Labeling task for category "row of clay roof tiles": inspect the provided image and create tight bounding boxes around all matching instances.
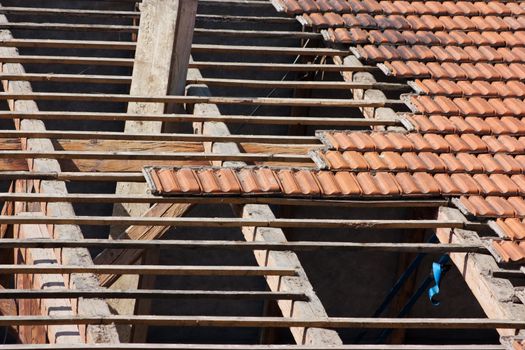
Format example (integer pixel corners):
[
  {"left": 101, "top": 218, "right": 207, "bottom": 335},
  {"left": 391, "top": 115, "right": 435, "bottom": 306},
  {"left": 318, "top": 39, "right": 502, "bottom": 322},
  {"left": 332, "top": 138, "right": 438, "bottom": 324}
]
[
  {"left": 305, "top": 12, "right": 525, "bottom": 28},
  {"left": 320, "top": 131, "right": 525, "bottom": 153},
  {"left": 278, "top": 0, "right": 525, "bottom": 16},
  {"left": 318, "top": 150, "right": 525, "bottom": 175},
  {"left": 407, "top": 115, "right": 525, "bottom": 135},
  {"left": 308, "top": 14, "right": 525, "bottom": 30},
  {"left": 413, "top": 80, "right": 525, "bottom": 98},
  {"left": 492, "top": 218, "right": 525, "bottom": 240},
  {"left": 409, "top": 96, "right": 525, "bottom": 116},
  {"left": 382, "top": 61, "right": 525, "bottom": 79},
  {"left": 356, "top": 45, "right": 525, "bottom": 64},
  {"left": 144, "top": 166, "right": 525, "bottom": 217}
]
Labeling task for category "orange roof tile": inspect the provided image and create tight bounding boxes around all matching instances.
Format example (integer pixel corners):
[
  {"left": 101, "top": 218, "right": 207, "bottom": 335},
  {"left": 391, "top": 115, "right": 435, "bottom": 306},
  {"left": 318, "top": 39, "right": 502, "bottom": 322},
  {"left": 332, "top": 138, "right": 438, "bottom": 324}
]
[{"left": 491, "top": 240, "right": 525, "bottom": 263}]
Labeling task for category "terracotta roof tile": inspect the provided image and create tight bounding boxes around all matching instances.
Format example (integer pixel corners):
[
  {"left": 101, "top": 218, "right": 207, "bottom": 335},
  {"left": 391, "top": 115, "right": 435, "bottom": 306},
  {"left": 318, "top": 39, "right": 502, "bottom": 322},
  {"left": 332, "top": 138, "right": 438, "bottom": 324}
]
[
  {"left": 438, "top": 153, "right": 464, "bottom": 172},
  {"left": 334, "top": 171, "right": 363, "bottom": 195},
  {"left": 496, "top": 217, "right": 525, "bottom": 240},
  {"left": 382, "top": 151, "right": 409, "bottom": 170},
  {"left": 444, "top": 134, "right": 471, "bottom": 152},
  {"left": 434, "top": 173, "right": 462, "bottom": 194},
  {"left": 477, "top": 154, "right": 503, "bottom": 174},
  {"left": 511, "top": 174, "right": 525, "bottom": 194},
  {"left": 473, "top": 174, "right": 501, "bottom": 195},
  {"left": 413, "top": 172, "right": 441, "bottom": 194},
  {"left": 297, "top": 0, "right": 319, "bottom": 12},
  {"left": 315, "top": 171, "right": 341, "bottom": 195},
  {"left": 322, "top": 151, "right": 350, "bottom": 170},
  {"left": 344, "top": 151, "right": 370, "bottom": 170},
  {"left": 460, "top": 195, "right": 499, "bottom": 216},
  {"left": 508, "top": 196, "right": 525, "bottom": 216},
  {"left": 491, "top": 240, "right": 525, "bottom": 263},
  {"left": 319, "top": 131, "right": 525, "bottom": 157},
  {"left": 490, "top": 173, "right": 520, "bottom": 195},
  {"left": 402, "top": 152, "right": 428, "bottom": 171},
  {"left": 486, "top": 195, "right": 516, "bottom": 216},
  {"left": 363, "top": 152, "right": 389, "bottom": 170},
  {"left": 395, "top": 172, "right": 421, "bottom": 194}
]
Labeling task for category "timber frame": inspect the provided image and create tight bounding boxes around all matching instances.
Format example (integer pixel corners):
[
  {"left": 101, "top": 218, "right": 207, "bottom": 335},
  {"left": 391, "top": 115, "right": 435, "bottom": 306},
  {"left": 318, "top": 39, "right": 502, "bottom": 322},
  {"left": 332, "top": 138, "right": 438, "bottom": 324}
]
[{"left": 0, "top": 0, "right": 522, "bottom": 349}]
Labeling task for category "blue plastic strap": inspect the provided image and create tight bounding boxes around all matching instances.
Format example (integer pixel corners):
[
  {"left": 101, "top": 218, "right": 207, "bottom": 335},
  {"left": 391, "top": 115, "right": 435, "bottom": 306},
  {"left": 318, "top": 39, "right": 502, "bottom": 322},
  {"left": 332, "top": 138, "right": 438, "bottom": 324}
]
[{"left": 428, "top": 255, "right": 450, "bottom": 306}]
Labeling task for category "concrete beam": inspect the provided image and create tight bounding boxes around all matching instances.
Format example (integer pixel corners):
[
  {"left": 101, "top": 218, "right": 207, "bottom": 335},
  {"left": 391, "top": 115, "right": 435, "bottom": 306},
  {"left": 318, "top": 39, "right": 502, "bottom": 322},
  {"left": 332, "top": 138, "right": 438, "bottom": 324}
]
[
  {"left": 0, "top": 27, "right": 119, "bottom": 346},
  {"left": 437, "top": 207, "right": 525, "bottom": 338},
  {"left": 186, "top": 64, "right": 343, "bottom": 346}
]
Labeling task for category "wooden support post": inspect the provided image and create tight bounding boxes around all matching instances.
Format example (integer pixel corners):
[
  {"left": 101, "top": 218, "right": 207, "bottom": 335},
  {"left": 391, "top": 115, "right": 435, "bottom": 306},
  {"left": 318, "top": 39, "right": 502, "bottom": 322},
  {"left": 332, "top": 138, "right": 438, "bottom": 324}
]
[
  {"left": 436, "top": 207, "right": 525, "bottom": 338},
  {"left": 109, "top": 0, "right": 197, "bottom": 340},
  {"left": 0, "top": 16, "right": 119, "bottom": 343},
  {"left": 111, "top": 0, "right": 198, "bottom": 233}
]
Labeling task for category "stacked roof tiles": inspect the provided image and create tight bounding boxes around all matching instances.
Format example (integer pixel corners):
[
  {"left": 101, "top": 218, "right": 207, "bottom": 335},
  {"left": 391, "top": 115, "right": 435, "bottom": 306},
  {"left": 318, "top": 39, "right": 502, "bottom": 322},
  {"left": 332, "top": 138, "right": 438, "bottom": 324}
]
[
  {"left": 146, "top": 0, "right": 525, "bottom": 266},
  {"left": 272, "top": 0, "right": 525, "bottom": 264}
]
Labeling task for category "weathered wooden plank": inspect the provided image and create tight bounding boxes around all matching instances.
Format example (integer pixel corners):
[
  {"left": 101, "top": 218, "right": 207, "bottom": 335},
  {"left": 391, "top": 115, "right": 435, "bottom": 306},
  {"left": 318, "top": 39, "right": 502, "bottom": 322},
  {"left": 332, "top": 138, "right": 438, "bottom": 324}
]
[
  {"left": 0, "top": 193, "right": 450, "bottom": 207},
  {"left": 60, "top": 159, "right": 208, "bottom": 172},
  {"left": 0, "top": 111, "right": 399, "bottom": 126},
  {"left": 0, "top": 238, "right": 487, "bottom": 253},
  {"left": 0, "top": 285, "right": 16, "bottom": 316},
  {"left": 0, "top": 215, "right": 473, "bottom": 229},
  {"left": 0, "top": 315, "right": 523, "bottom": 329},
  {"left": 0, "top": 22, "right": 138, "bottom": 33},
  {"left": 0, "top": 92, "right": 399, "bottom": 107},
  {"left": 1, "top": 265, "right": 297, "bottom": 276},
  {"left": 190, "top": 61, "right": 377, "bottom": 72},
  {"left": 0, "top": 150, "right": 313, "bottom": 162},
  {"left": 0, "top": 344, "right": 508, "bottom": 350},
  {"left": 187, "top": 78, "right": 407, "bottom": 90},
  {"left": 1, "top": 289, "right": 307, "bottom": 301}
]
